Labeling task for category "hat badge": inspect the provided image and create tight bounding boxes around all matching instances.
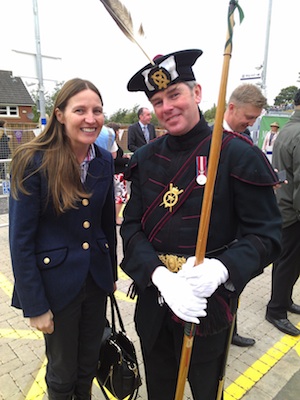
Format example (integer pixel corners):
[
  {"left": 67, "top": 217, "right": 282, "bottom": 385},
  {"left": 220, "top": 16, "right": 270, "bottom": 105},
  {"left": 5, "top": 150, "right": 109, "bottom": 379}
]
[
  {"left": 142, "top": 55, "right": 179, "bottom": 93},
  {"left": 150, "top": 68, "right": 171, "bottom": 90}
]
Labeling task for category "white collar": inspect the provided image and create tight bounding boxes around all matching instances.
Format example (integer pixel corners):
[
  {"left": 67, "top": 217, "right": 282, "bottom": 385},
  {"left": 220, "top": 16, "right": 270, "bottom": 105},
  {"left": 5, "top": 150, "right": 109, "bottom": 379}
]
[{"left": 223, "top": 120, "right": 233, "bottom": 132}]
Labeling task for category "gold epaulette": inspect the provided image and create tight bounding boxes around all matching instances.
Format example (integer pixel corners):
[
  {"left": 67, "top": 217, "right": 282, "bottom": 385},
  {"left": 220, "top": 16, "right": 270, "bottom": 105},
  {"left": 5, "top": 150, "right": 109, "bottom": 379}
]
[{"left": 158, "top": 254, "right": 187, "bottom": 273}]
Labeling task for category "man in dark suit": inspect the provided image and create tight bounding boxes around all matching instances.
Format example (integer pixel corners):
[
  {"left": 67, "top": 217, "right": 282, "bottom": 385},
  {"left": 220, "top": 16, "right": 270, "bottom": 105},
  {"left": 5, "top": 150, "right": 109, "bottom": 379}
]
[{"left": 127, "top": 107, "right": 156, "bottom": 152}]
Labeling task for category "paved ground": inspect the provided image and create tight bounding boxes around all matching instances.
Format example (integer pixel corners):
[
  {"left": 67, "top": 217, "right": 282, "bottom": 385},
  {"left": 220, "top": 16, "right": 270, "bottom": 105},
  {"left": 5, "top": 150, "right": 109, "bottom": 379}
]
[{"left": 1, "top": 212, "right": 300, "bottom": 400}]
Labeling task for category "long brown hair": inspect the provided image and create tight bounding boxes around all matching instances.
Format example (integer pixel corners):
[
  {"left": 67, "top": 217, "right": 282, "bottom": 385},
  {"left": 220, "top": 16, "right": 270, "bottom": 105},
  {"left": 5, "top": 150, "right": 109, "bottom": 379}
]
[{"left": 10, "top": 78, "right": 103, "bottom": 214}]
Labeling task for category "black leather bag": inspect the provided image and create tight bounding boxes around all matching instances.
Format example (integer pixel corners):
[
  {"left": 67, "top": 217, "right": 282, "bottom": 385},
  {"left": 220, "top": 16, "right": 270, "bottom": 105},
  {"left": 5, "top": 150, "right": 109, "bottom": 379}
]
[{"left": 97, "top": 294, "right": 142, "bottom": 400}]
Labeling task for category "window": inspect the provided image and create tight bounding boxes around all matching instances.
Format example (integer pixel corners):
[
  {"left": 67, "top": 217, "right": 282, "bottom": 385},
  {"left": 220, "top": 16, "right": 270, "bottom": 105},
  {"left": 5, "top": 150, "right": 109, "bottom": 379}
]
[{"left": 0, "top": 106, "right": 19, "bottom": 117}]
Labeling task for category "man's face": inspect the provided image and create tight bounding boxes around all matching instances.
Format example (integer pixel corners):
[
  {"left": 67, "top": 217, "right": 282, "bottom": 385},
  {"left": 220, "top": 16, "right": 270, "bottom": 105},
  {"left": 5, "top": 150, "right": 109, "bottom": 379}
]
[
  {"left": 227, "top": 103, "right": 262, "bottom": 133},
  {"left": 139, "top": 108, "right": 152, "bottom": 125},
  {"left": 150, "top": 83, "right": 202, "bottom": 136}
]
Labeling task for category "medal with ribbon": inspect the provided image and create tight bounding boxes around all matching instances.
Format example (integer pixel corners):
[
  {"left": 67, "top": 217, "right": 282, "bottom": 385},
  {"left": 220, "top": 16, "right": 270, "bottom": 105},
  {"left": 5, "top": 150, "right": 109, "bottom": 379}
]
[{"left": 196, "top": 156, "right": 207, "bottom": 185}]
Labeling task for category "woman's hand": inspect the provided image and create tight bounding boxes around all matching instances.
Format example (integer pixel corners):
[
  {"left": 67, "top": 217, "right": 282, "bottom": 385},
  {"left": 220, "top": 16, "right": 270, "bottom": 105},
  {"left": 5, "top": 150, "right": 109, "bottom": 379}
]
[{"left": 30, "top": 310, "right": 54, "bottom": 334}]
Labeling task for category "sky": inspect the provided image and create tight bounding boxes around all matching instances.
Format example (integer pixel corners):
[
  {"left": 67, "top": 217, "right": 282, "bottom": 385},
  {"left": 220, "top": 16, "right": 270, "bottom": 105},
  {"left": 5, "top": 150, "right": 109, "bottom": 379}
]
[{"left": 1, "top": 0, "right": 299, "bottom": 118}]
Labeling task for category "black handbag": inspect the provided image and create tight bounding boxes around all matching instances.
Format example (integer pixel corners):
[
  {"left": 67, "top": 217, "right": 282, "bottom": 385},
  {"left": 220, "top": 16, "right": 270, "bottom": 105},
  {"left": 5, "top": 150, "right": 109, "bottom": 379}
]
[{"left": 97, "top": 294, "right": 142, "bottom": 400}]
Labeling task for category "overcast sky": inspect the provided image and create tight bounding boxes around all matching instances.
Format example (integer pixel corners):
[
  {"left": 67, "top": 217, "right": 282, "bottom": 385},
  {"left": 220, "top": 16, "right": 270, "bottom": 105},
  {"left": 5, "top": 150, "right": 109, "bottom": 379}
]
[{"left": 1, "top": 0, "right": 299, "bottom": 117}]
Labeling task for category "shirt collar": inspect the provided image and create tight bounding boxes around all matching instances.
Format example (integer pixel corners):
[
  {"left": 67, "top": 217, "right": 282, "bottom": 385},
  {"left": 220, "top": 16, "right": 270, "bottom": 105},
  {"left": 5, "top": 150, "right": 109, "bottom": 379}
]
[
  {"left": 223, "top": 120, "right": 233, "bottom": 132},
  {"left": 80, "top": 144, "right": 96, "bottom": 183}
]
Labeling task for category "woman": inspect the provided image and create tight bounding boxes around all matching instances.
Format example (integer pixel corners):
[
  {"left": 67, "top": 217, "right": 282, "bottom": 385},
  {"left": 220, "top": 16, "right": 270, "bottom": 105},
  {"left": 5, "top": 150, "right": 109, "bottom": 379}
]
[
  {"left": 9, "top": 78, "right": 117, "bottom": 400},
  {"left": 107, "top": 122, "right": 130, "bottom": 226}
]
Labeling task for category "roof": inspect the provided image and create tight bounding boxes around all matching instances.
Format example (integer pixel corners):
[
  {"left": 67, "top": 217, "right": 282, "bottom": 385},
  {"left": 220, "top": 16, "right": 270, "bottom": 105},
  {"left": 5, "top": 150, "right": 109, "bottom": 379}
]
[{"left": 0, "top": 70, "right": 34, "bottom": 106}]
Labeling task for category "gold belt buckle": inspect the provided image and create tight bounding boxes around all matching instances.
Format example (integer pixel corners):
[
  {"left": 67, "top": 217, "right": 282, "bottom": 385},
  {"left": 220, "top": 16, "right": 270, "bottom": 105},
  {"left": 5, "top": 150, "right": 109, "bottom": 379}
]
[{"left": 158, "top": 254, "right": 187, "bottom": 273}]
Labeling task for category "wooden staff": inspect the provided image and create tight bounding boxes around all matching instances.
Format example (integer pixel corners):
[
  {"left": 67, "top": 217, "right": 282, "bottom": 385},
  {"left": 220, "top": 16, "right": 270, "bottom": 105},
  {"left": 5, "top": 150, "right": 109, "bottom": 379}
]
[{"left": 174, "top": 2, "right": 244, "bottom": 399}]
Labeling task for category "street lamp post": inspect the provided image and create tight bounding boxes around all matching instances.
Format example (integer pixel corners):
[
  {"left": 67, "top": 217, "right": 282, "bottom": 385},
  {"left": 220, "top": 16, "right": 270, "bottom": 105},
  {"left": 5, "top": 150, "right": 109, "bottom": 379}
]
[
  {"left": 261, "top": 0, "right": 273, "bottom": 97},
  {"left": 32, "top": 0, "right": 46, "bottom": 129}
]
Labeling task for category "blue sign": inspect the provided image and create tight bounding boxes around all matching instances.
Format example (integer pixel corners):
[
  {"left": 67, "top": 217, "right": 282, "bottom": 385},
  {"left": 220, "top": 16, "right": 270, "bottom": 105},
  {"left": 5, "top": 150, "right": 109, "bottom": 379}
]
[{"left": 2, "top": 180, "right": 10, "bottom": 195}]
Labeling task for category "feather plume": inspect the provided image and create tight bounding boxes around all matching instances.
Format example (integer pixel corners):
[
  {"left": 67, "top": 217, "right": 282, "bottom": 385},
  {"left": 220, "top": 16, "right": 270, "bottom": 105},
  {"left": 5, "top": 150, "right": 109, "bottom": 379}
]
[{"left": 99, "top": 0, "right": 154, "bottom": 64}]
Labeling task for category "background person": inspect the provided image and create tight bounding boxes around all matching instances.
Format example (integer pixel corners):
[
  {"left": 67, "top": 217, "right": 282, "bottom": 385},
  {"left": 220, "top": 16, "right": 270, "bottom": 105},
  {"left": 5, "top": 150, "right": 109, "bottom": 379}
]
[
  {"left": 223, "top": 83, "right": 268, "bottom": 347},
  {"left": 266, "top": 89, "right": 300, "bottom": 336},
  {"left": 107, "top": 122, "right": 130, "bottom": 226},
  {"left": 261, "top": 121, "right": 280, "bottom": 163},
  {"left": 121, "top": 49, "right": 282, "bottom": 400},
  {"left": 127, "top": 107, "right": 156, "bottom": 152},
  {"left": 9, "top": 78, "right": 117, "bottom": 400},
  {"left": 95, "top": 124, "right": 118, "bottom": 158}
]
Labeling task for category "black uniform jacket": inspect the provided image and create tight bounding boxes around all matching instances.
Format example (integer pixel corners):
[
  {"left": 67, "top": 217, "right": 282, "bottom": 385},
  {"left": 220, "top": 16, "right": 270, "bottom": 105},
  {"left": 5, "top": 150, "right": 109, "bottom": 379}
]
[
  {"left": 120, "top": 114, "right": 282, "bottom": 350},
  {"left": 10, "top": 145, "right": 117, "bottom": 318}
]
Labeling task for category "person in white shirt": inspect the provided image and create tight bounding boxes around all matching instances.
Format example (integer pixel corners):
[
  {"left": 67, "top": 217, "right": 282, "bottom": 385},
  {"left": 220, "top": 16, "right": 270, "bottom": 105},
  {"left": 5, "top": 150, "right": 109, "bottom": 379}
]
[{"left": 261, "top": 122, "right": 280, "bottom": 163}]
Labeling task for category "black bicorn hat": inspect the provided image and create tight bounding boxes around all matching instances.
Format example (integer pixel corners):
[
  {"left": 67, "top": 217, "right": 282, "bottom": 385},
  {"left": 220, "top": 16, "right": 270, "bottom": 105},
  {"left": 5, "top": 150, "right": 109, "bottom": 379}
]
[{"left": 127, "top": 49, "right": 203, "bottom": 98}]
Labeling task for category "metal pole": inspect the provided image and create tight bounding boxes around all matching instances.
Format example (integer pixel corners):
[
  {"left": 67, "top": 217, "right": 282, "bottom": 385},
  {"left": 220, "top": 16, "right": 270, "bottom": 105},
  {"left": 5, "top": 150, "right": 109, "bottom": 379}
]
[
  {"left": 32, "top": 0, "right": 47, "bottom": 129},
  {"left": 261, "top": 0, "right": 273, "bottom": 97}
]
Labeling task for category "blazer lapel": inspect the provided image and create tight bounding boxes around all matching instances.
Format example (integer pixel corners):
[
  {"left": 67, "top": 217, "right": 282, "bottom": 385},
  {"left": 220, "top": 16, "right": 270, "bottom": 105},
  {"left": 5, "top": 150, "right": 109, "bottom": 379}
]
[{"left": 84, "top": 150, "right": 111, "bottom": 191}]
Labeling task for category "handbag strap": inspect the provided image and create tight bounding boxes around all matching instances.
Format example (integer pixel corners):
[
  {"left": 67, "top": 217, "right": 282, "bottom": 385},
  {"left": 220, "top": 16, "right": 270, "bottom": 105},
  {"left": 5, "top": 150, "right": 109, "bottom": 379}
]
[{"left": 109, "top": 294, "right": 126, "bottom": 334}]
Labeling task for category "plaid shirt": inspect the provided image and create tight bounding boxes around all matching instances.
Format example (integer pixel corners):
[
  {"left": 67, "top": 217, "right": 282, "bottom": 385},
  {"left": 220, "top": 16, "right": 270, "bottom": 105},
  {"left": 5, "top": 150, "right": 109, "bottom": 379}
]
[{"left": 80, "top": 144, "right": 96, "bottom": 183}]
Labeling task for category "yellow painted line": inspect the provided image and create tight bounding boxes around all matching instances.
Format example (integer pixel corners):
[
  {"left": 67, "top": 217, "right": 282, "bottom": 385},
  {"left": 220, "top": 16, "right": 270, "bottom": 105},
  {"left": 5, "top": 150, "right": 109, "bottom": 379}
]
[
  {"left": 23, "top": 367, "right": 131, "bottom": 400},
  {"left": 224, "top": 323, "right": 300, "bottom": 399},
  {"left": 0, "top": 329, "right": 43, "bottom": 340},
  {"left": 93, "top": 379, "right": 131, "bottom": 399},
  {"left": 0, "top": 271, "right": 13, "bottom": 297},
  {"left": 2, "top": 267, "right": 300, "bottom": 400},
  {"left": 117, "top": 265, "right": 130, "bottom": 280},
  {"left": 25, "top": 358, "right": 47, "bottom": 400},
  {"left": 115, "top": 289, "right": 136, "bottom": 303},
  {"left": 296, "top": 342, "right": 300, "bottom": 356}
]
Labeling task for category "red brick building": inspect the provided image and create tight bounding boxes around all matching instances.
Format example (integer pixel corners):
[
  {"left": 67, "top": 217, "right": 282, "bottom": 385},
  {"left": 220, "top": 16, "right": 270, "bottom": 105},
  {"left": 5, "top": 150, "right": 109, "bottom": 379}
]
[{"left": 0, "top": 70, "right": 37, "bottom": 155}]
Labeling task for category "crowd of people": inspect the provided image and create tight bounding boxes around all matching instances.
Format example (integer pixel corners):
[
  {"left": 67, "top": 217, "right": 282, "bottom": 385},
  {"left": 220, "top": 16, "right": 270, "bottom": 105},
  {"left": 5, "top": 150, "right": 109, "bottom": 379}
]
[{"left": 7, "top": 49, "right": 300, "bottom": 400}]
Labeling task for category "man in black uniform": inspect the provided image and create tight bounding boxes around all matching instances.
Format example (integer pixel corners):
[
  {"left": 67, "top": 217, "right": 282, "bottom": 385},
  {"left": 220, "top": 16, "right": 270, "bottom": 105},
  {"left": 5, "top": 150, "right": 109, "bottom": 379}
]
[{"left": 120, "top": 49, "right": 282, "bottom": 400}]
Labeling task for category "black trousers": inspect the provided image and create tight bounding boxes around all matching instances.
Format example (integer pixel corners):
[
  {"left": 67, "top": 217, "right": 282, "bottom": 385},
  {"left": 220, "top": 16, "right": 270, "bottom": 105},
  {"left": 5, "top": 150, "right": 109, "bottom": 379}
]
[
  {"left": 140, "top": 312, "right": 228, "bottom": 400},
  {"left": 44, "top": 273, "right": 107, "bottom": 400},
  {"left": 267, "top": 221, "right": 300, "bottom": 319}
]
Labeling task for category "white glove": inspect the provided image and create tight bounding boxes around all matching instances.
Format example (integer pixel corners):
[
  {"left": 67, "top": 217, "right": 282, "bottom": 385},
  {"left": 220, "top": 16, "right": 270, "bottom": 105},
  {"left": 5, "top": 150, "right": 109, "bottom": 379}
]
[
  {"left": 152, "top": 266, "right": 207, "bottom": 324},
  {"left": 178, "top": 257, "right": 229, "bottom": 298}
]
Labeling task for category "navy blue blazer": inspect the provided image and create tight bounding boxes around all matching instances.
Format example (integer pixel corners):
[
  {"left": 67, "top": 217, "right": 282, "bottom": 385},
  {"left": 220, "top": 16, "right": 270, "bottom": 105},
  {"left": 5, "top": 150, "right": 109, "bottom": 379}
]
[
  {"left": 127, "top": 122, "right": 156, "bottom": 152},
  {"left": 9, "top": 145, "right": 117, "bottom": 317}
]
